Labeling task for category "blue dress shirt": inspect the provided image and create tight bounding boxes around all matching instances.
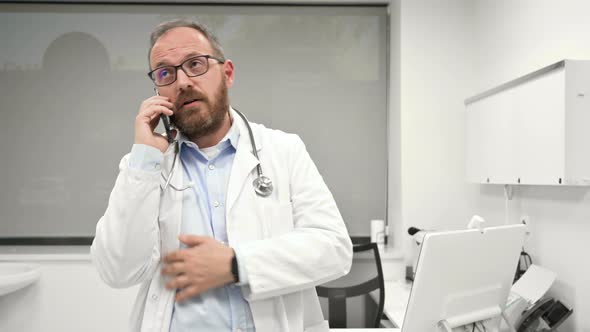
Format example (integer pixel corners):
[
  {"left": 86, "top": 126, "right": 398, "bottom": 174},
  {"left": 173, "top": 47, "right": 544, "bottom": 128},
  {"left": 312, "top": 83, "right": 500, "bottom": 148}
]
[{"left": 128, "top": 120, "right": 255, "bottom": 332}]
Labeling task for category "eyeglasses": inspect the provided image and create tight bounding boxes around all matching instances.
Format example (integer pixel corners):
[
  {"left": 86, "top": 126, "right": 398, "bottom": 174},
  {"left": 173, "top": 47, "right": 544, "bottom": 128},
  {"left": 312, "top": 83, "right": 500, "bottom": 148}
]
[{"left": 147, "top": 55, "right": 225, "bottom": 87}]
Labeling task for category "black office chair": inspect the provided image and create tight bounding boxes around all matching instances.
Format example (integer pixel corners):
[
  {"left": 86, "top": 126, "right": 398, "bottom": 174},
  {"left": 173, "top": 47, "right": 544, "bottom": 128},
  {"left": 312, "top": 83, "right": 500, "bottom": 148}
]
[{"left": 316, "top": 242, "right": 385, "bottom": 328}]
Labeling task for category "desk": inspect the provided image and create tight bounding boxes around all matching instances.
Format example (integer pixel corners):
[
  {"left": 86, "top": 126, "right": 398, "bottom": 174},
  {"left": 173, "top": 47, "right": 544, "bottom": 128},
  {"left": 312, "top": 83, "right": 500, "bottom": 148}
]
[{"left": 369, "top": 280, "right": 412, "bottom": 328}]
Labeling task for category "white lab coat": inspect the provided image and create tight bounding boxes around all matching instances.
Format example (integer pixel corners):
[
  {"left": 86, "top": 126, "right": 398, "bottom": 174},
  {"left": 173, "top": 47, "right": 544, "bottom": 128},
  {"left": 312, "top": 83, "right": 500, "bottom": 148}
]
[{"left": 91, "top": 108, "right": 353, "bottom": 332}]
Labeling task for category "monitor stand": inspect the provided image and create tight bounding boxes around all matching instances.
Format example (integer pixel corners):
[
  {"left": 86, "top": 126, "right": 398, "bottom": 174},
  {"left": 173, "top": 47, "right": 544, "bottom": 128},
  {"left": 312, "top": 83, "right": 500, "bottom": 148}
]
[{"left": 437, "top": 307, "right": 517, "bottom": 332}]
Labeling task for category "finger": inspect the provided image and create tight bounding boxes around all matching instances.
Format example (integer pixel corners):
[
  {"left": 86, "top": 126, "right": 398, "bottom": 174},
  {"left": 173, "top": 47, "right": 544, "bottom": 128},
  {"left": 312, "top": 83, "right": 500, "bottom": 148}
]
[
  {"left": 164, "top": 250, "right": 185, "bottom": 264},
  {"left": 161, "top": 261, "right": 186, "bottom": 276},
  {"left": 147, "top": 95, "right": 171, "bottom": 103},
  {"left": 147, "top": 131, "right": 169, "bottom": 143},
  {"left": 148, "top": 112, "right": 174, "bottom": 132},
  {"left": 179, "top": 234, "right": 209, "bottom": 247},
  {"left": 140, "top": 97, "right": 169, "bottom": 112},
  {"left": 175, "top": 285, "right": 202, "bottom": 302},
  {"left": 137, "top": 110, "right": 173, "bottom": 132},
  {"left": 145, "top": 109, "right": 174, "bottom": 131},
  {"left": 139, "top": 106, "right": 174, "bottom": 121},
  {"left": 166, "top": 274, "right": 190, "bottom": 290},
  {"left": 147, "top": 98, "right": 174, "bottom": 109}
]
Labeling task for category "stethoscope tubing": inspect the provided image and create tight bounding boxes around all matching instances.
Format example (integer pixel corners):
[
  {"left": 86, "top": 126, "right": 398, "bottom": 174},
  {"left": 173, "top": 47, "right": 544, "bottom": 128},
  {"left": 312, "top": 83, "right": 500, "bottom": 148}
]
[{"left": 160, "top": 109, "right": 272, "bottom": 196}]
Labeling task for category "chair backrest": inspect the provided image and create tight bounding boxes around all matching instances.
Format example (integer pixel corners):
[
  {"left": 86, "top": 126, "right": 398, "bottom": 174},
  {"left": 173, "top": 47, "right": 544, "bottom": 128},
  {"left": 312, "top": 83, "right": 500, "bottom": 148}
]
[{"left": 316, "top": 242, "right": 385, "bottom": 328}]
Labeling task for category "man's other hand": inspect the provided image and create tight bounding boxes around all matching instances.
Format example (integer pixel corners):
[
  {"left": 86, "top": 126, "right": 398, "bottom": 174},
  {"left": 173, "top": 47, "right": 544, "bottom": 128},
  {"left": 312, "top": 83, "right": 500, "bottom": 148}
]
[{"left": 162, "top": 235, "right": 235, "bottom": 302}]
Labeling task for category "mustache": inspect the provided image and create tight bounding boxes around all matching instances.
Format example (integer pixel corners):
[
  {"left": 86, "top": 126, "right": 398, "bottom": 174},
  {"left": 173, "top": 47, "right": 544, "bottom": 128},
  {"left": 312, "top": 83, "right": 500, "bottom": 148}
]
[{"left": 174, "top": 91, "right": 208, "bottom": 110}]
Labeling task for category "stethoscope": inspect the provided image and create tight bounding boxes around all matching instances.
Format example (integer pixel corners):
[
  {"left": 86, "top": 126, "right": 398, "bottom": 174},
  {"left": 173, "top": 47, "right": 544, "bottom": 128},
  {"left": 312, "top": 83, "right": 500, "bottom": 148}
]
[{"left": 160, "top": 109, "right": 273, "bottom": 197}]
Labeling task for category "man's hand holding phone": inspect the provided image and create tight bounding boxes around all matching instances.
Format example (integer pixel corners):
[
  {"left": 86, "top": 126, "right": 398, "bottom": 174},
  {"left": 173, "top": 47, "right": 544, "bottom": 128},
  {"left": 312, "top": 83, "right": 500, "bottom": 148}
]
[{"left": 135, "top": 96, "right": 175, "bottom": 153}]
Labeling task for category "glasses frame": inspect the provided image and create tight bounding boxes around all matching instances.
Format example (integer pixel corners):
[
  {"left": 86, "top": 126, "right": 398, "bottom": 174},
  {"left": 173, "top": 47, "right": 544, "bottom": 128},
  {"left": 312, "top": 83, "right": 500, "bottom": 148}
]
[{"left": 147, "top": 54, "right": 225, "bottom": 87}]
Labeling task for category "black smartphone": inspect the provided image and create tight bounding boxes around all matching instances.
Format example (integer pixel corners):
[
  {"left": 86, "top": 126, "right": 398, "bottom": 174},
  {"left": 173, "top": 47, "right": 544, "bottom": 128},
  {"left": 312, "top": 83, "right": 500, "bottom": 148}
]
[{"left": 154, "top": 89, "right": 174, "bottom": 143}]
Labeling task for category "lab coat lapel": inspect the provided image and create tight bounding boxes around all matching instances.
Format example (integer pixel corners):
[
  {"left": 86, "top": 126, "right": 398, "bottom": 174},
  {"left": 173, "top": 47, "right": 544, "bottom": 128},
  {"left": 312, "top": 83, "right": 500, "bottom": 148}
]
[{"left": 226, "top": 108, "right": 262, "bottom": 212}]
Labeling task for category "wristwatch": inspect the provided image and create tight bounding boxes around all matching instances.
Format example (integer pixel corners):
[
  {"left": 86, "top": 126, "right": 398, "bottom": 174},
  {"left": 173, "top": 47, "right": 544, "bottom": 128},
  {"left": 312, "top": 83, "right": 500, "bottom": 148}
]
[{"left": 231, "top": 252, "right": 240, "bottom": 283}]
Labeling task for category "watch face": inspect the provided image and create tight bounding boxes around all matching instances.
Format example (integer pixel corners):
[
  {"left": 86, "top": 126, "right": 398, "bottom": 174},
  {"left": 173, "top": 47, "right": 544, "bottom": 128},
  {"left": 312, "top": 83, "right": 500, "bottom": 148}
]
[{"left": 231, "top": 255, "right": 239, "bottom": 282}]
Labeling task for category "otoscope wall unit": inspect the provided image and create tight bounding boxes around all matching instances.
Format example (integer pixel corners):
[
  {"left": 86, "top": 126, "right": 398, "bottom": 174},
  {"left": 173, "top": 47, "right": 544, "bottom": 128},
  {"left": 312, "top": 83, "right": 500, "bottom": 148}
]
[{"left": 465, "top": 60, "right": 590, "bottom": 186}]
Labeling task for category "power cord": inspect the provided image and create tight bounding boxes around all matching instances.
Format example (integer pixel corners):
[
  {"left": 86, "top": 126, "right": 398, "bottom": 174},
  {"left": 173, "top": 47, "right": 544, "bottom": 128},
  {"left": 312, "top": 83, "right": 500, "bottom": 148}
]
[
  {"left": 479, "top": 322, "right": 487, "bottom": 332},
  {"left": 470, "top": 321, "right": 488, "bottom": 332}
]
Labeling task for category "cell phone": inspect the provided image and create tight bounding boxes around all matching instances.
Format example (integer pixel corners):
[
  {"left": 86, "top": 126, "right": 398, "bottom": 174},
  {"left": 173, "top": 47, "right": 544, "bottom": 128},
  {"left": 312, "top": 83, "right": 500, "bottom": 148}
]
[{"left": 154, "top": 88, "right": 174, "bottom": 143}]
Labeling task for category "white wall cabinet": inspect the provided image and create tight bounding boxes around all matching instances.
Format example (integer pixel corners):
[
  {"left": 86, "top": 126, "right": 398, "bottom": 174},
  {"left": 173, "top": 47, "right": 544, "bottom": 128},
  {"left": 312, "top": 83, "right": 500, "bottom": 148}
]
[{"left": 466, "top": 60, "right": 590, "bottom": 185}]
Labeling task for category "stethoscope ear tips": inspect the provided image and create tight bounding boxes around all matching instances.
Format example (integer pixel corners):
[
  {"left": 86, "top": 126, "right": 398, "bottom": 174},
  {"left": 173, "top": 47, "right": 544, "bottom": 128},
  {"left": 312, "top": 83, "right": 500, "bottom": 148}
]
[{"left": 253, "top": 175, "right": 273, "bottom": 197}]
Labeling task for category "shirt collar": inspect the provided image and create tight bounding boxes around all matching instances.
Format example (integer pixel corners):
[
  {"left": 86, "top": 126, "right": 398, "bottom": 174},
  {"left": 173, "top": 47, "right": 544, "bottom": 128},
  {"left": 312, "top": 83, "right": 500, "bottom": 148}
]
[{"left": 177, "top": 109, "right": 240, "bottom": 153}]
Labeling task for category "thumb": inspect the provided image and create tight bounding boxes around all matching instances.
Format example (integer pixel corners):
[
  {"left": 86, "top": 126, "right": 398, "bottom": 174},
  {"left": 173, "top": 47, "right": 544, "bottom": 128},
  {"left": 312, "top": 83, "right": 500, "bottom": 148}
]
[{"left": 179, "top": 234, "right": 208, "bottom": 247}]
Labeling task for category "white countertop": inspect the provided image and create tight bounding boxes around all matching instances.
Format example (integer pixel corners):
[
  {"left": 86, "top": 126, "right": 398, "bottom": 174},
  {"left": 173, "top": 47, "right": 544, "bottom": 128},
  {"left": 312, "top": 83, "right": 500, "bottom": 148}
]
[
  {"left": 353, "top": 247, "right": 404, "bottom": 260},
  {"left": 0, "top": 246, "right": 91, "bottom": 261},
  {"left": 370, "top": 279, "right": 412, "bottom": 328}
]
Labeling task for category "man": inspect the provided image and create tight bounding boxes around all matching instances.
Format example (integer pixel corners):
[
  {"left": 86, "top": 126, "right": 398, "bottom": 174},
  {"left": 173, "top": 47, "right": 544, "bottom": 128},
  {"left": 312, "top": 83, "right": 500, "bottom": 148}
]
[{"left": 91, "top": 19, "right": 352, "bottom": 332}]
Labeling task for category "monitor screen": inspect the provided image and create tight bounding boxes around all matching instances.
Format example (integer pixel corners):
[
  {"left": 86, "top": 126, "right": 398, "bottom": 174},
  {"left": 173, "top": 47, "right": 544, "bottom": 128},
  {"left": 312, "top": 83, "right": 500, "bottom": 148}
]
[{"left": 402, "top": 224, "right": 526, "bottom": 332}]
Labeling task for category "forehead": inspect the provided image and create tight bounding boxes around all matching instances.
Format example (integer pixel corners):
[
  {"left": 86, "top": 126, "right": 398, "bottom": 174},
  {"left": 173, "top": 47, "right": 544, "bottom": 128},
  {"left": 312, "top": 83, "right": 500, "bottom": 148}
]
[{"left": 149, "top": 27, "right": 214, "bottom": 68}]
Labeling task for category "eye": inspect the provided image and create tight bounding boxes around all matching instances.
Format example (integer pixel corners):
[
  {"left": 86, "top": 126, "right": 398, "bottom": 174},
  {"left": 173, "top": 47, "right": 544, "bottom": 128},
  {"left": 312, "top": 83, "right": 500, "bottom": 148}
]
[
  {"left": 188, "top": 58, "right": 204, "bottom": 69},
  {"left": 157, "top": 68, "right": 170, "bottom": 79}
]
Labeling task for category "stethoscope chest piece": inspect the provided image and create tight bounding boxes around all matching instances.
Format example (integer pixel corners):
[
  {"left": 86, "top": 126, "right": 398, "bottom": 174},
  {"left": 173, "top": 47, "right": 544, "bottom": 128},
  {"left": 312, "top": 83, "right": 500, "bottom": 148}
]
[{"left": 253, "top": 175, "right": 273, "bottom": 197}]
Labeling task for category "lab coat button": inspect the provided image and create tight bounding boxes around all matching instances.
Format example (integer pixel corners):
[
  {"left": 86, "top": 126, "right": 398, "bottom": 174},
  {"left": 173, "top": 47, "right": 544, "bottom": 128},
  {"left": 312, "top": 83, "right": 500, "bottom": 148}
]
[
  {"left": 151, "top": 294, "right": 158, "bottom": 301},
  {"left": 213, "top": 200, "right": 220, "bottom": 207},
  {"left": 208, "top": 164, "right": 215, "bottom": 170}
]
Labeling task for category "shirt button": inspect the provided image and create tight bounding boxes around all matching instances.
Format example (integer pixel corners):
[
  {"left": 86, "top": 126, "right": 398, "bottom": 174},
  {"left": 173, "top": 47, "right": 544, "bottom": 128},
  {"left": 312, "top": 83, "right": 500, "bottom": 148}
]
[
  {"left": 151, "top": 294, "right": 158, "bottom": 301},
  {"left": 208, "top": 164, "right": 215, "bottom": 170},
  {"left": 213, "top": 200, "right": 220, "bottom": 207},
  {"left": 154, "top": 163, "right": 161, "bottom": 170}
]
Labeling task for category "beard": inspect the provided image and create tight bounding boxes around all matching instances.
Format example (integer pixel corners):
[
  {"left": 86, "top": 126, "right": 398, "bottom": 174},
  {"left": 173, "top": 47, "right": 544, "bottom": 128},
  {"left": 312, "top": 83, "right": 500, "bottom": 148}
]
[{"left": 170, "top": 78, "right": 229, "bottom": 142}]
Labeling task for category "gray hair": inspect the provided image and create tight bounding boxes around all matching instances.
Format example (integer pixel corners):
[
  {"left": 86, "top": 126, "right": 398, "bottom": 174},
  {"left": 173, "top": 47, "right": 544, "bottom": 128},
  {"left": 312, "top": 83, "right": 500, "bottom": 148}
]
[{"left": 148, "top": 19, "right": 226, "bottom": 68}]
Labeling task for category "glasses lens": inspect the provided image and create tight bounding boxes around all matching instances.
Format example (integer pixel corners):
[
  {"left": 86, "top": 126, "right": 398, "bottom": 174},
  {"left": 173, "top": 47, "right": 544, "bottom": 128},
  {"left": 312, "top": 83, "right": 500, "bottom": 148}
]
[
  {"left": 154, "top": 67, "right": 175, "bottom": 86},
  {"left": 183, "top": 57, "right": 208, "bottom": 76}
]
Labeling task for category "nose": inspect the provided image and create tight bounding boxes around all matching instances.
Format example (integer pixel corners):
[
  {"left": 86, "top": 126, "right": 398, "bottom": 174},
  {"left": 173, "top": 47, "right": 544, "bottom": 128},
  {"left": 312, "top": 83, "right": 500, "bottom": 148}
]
[{"left": 175, "top": 67, "right": 193, "bottom": 91}]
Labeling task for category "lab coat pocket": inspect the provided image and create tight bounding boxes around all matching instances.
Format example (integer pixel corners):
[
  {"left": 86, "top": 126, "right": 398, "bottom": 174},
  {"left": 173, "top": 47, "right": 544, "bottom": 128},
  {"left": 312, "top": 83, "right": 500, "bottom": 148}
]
[{"left": 269, "top": 202, "right": 295, "bottom": 236}]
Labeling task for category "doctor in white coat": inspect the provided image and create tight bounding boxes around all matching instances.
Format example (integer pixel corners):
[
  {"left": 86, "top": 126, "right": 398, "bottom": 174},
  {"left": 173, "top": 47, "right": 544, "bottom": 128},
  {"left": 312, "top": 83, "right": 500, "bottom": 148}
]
[{"left": 91, "top": 19, "right": 353, "bottom": 332}]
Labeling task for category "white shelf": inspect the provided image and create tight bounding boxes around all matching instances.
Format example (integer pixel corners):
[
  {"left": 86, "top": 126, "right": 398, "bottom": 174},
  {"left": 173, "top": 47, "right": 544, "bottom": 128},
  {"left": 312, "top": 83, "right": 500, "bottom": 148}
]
[{"left": 465, "top": 59, "right": 590, "bottom": 185}]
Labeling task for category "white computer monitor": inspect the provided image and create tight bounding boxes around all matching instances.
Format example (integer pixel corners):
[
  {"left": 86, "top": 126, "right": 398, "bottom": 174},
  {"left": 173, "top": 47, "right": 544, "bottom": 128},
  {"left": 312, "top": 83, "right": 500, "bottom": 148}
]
[{"left": 401, "top": 224, "right": 526, "bottom": 332}]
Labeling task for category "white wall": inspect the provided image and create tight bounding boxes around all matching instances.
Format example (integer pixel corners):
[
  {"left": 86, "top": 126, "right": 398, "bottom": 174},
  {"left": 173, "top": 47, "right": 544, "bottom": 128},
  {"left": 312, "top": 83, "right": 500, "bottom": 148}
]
[
  {"left": 468, "top": 1, "right": 590, "bottom": 330},
  {"left": 399, "top": 0, "right": 494, "bottom": 248},
  {"left": 401, "top": 0, "right": 590, "bottom": 330}
]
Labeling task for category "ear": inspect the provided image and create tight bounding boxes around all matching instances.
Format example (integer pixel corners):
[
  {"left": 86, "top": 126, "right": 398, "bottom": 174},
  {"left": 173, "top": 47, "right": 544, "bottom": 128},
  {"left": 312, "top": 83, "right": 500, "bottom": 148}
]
[{"left": 223, "top": 59, "right": 235, "bottom": 88}]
